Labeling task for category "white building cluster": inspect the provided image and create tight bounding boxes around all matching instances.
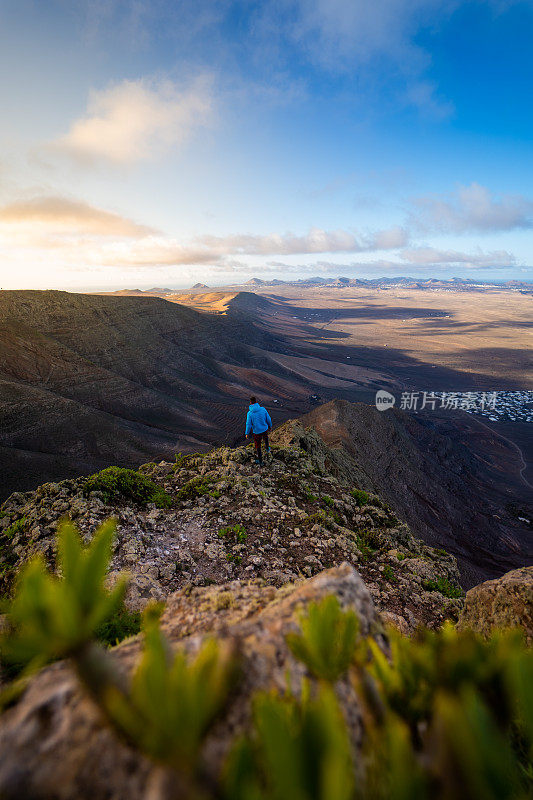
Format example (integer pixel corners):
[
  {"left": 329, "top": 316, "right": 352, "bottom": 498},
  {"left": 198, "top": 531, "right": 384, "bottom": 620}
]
[{"left": 398, "top": 390, "right": 533, "bottom": 422}]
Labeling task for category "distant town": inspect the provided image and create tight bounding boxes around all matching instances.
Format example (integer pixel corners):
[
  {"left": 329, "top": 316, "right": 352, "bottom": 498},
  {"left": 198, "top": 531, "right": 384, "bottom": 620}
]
[{"left": 443, "top": 391, "right": 533, "bottom": 423}]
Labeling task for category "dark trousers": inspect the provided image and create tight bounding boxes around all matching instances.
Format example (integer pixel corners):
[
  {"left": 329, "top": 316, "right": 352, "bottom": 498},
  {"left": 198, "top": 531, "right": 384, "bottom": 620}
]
[{"left": 253, "top": 431, "right": 269, "bottom": 463}]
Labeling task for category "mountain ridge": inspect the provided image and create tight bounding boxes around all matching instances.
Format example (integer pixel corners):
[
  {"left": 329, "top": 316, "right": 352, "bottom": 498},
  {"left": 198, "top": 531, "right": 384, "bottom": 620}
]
[{"left": 0, "top": 290, "right": 312, "bottom": 498}]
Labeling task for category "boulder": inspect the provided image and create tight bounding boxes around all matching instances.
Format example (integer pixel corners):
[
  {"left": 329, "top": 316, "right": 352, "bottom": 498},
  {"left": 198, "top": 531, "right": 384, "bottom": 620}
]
[
  {"left": 457, "top": 566, "right": 533, "bottom": 644},
  {"left": 0, "top": 564, "right": 385, "bottom": 800}
]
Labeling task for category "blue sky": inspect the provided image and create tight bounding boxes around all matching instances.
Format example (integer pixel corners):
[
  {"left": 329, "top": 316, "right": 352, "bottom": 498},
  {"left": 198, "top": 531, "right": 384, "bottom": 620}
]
[{"left": 0, "top": 0, "right": 532, "bottom": 289}]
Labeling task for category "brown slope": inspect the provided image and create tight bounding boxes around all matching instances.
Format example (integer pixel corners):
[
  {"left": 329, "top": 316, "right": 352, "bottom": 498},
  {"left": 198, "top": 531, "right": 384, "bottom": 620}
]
[
  {"left": 0, "top": 290, "right": 311, "bottom": 500},
  {"left": 299, "top": 399, "right": 532, "bottom": 587}
]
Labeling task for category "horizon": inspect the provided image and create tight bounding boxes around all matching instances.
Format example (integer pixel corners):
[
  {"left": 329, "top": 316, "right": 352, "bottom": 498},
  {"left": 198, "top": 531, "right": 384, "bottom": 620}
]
[
  {"left": 1, "top": 1, "right": 532, "bottom": 289},
  {"left": 2, "top": 273, "right": 533, "bottom": 295}
]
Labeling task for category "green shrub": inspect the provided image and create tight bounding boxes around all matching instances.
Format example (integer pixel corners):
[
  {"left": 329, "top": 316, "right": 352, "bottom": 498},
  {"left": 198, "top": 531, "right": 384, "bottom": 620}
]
[
  {"left": 0, "top": 519, "right": 128, "bottom": 706},
  {"left": 321, "top": 495, "right": 334, "bottom": 507},
  {"left": 302, "top": 510, "right": 327, "bottom": 526},
  {"left": 2, "top": 602, "right": 141, "bottom": 683},
  {"left": 0, "top": 519, "right": 235, "bottom": 777},
  {"left": 382, "top": 565, "right": 398, "bottom": 584},
  {"left": 286, "top": 595, "right": 359, "bottom": 682},
  {"left": 1, "top": 520, "right": 126, "bottom": 666},
  {"left": 226, "top": 686, "right": 354, "bottom": 800},
  {"left": 106, "top": 621, "right": 235, "bottom": 767},
  {"left": 325, "top": 508, "right": 342, "bottom": 524},
  {"left": 303, "top": 488, "right": 318, "bottom": 503},
  {"left": 219, "top": 524, "right": 247, "bottom": 543},
  {"left": 174, "top": 452, "right": 186, "bottom": 468},
  {"left": 422, "top": 577, "right": 464, "bottom": 599},
  {"left": 94, "top": 604, "right": 141, "bottom": 648},
  {"left": 83, "top": 467, "right": 172, "bottom": 508},
  {"left": 1, "top": 520, "right": 532, "bottom": 800},
  {"left": 351, "top": 488, "right": 371, "bottom": 506},
  {"left": 175, "top": 475, "right": 214, "bottom": 502},
  {"left": 356, "top": 528, "right": 382, "bottom": 560},
  {"left": 3, "top": 517, "right": 27, "bottom": 539}
]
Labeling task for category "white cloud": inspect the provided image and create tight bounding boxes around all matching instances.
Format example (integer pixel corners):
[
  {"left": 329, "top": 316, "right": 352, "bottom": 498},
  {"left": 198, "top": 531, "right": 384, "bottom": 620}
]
[
  {"left": 0, "top": 196, "right": 157, "bottom": 237},
  {"left": 53, "top": 76, "right": 213, "bottom": 164},
  {"left": 5, "top": 194, "right": 517, "bottom": 279},
  {"left": 411, "top": 183, "right": 533, "bottom": 233},
  {"left": 400, "top": 246, "right": 516, "bottom": 268},
  {"left": 97, "top": 237, "right": 220, "bottom": 267},
  {"left": 369, "top": 226, "right": 408, "bottom": 249},
  {"left": 81, "top": 225, "right": 408, "bottom": 269},
  {"left": 287, "top": 0, "right": 445, "bottom": 68},
  {"left": 401, "top": 80, "right": 454, "bottom": 120},
  {"left": 0, "top": 197, "right": 409, "bottom": 272},
  {"left": 197, "top": 226, "right": 408, "bottom": 256}
]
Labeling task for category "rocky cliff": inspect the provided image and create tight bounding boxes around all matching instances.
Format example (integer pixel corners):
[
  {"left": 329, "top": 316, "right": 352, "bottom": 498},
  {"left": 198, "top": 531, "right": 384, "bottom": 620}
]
[
  {"left": 300, "top": 400, "right": 533, "bottom": 587},
  {"left": 1, "top": 411, "right": 532, "bottom": 800},
  {"left": 0, "top": 414, "right": 464, "bottom": 633}
]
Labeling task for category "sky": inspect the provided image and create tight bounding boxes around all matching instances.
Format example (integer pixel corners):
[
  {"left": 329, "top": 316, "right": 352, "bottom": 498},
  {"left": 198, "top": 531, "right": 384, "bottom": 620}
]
[{"left": 0, "top": 0, "right": 532, "bottom": 290}]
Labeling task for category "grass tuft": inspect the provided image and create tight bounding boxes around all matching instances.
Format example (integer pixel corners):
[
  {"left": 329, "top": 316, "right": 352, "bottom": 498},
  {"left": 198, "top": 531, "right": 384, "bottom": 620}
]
[{"left": 83, "top": 467, "right": 172, "bottom": 508}]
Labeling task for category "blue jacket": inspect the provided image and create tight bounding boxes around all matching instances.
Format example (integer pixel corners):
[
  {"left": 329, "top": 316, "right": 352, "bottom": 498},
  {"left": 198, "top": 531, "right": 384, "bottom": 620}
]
[{"left": 246, "top": 403, "right": 272, "bottom": 435}]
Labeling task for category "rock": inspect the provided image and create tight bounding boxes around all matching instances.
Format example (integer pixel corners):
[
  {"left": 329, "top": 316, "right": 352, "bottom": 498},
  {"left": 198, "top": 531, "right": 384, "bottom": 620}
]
[
  {"left": 0, "top": 564, "right": 385, "bottom": 800},
  {"left": 381, "top": 610, "right": 411, "bottom": 635},
  {"left": 457, "top": 566, "right": 533, "bottom": 644},
  {"left": 0, "top": 423, "right": 464, "bottom": 630}
]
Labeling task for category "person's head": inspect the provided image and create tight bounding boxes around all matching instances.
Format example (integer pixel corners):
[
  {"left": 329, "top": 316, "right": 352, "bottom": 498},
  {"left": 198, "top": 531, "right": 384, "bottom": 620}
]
[{"left": 250, "top": 395, "right": 257, "bottom": 405}]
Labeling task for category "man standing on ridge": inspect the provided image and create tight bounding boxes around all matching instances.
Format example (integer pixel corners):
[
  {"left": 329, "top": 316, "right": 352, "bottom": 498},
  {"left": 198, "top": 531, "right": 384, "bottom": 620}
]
[{"left": 245, "top": 396, "right": 272, "bottom": 466}]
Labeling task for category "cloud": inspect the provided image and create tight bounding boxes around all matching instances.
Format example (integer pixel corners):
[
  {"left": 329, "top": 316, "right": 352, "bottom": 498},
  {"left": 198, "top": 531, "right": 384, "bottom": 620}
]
[
  {"left": 52, "top": 76, "right": 213, "bottom": 164},
  {"left": 401, "top": 80, "right": 454, "bottom": 120},
  {"left": 85, "top": 225, "right": 408, "bottom": 269},
  {"left": 97, "top": 238, "right": 220, "bottom": 267},
  {"left": 0, "top": 196, "right": 157, "bottom": 237},
  {"left": 400, "top": 246, "right": 516, "bottom": 268},
  {"left": 369, "top": 226, "right": 408, "bottom": 249},
  {"left": 285, "top": 0, "right": 446, "bottom": 69},
  {"left": 197, "top": 226, "right": 408, "bottom": 256},
  {"left": 411, "top": 183, "right": 533, "bottom": 233},
  {"left": 0, "top": 197, "right": 410, "bottom": 272}
]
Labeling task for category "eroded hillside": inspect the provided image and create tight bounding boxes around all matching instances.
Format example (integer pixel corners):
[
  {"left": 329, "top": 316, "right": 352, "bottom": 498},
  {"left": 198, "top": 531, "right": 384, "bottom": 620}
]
[{"left": 0, "top": 290, "right": 311, "bottom": 499}]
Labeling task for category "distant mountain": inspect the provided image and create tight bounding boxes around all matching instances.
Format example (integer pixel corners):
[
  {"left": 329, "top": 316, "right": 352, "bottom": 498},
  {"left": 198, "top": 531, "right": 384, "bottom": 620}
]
[
  {"left": 191, "top": 282, "right": 210, "bottom": 289},
  {"left": 234, "top": 276, "right": 533, "bottom": 291}
]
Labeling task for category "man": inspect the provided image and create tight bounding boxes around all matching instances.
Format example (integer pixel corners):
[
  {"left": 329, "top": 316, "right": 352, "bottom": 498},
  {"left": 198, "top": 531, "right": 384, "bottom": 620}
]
[{"left": 245, "top": 396, "right": 272, "bottom": 466}]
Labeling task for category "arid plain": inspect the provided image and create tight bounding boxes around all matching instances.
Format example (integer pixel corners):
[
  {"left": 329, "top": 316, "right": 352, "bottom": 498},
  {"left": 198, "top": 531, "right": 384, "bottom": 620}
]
[
  {"left": 174, "top": 285, "right": 532, "bottom": 391},
  {"left": 171, "top": 284, "right": 533, "bottom": 490}
]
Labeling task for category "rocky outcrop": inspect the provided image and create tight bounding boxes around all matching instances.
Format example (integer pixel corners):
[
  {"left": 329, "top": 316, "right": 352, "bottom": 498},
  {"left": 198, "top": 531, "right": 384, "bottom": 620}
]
[
  {"left": 0, "top": 564, "right": 384, "bottom": 800},
  {"left": 0, "top": 419, "right": 464, "bottom": 633},
  {"left": 458, "top": 566, "right": 533, "bottom": 644}
]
